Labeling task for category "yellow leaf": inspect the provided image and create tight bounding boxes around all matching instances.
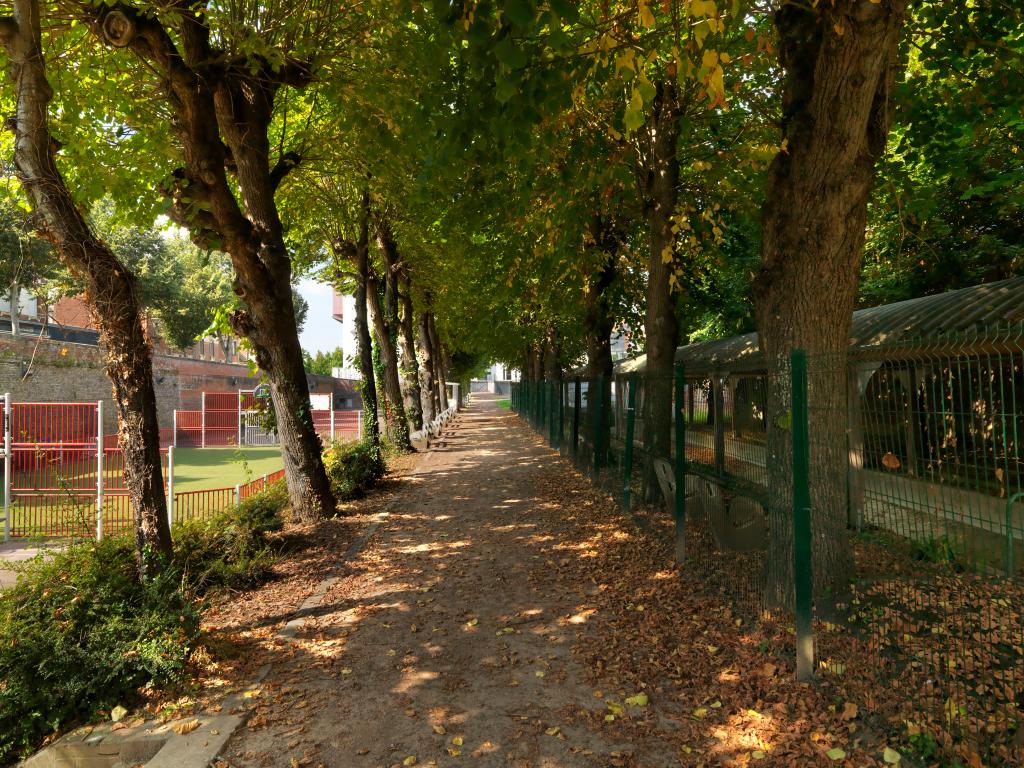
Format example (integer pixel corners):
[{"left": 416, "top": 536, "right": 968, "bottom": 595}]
[
  {"left": 638, "top": 0, "right": 656, "bottom": 28},
  {"left": 403, "top": 756, "right": 417, "bottom": 767},
  {"left": 452, "top": 736, "right": 463, "bottom": 747},
  {"left": 625, "top": 693, "right": 649, "bottom": 707},
  {"left": 433, "top": 725, "right": 446, "bottom": 735},
  {"left": 545, "top": 726, "right": 560, "bottom": 736}
]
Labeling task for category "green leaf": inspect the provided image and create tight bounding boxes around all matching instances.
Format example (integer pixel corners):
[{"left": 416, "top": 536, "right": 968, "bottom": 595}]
[
  {"left": 503, "top": 0, "right": 535, "bottom": 29},
  {"left": 495, "top": 36, "right": 528, "bottom": 70},
  {"left": 624, "top": 88, "right": 646, "bottom": 133},
  {"left": 826, "top": 747, "right": 847, "bottom": 761}
]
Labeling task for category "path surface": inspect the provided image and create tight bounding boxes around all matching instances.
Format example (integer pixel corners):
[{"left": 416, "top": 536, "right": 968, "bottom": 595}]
[{"left": 225, "top": 395, "right": 678, "bottom": 768}]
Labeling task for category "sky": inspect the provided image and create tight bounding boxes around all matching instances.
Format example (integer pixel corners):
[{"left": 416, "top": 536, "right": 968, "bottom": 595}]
[{"left": 297, "top": 277, "right": 340, "bottom": 354}]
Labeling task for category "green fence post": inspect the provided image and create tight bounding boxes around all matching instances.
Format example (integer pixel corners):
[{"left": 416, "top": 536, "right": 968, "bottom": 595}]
[
  {"left": 1007, "top": 492, "right": 1023, "bottom": 577},
  {"left": 557, "top": 381, "right": 565, "bottom": 451},
  {"left": 572, "top": 377, "right": 581, "bottom": 455},
  {"left": 791, "top": 349, "right": 814, "bottom": 682},
  {"left": 623, "top": 374, "right": 638, "bottom": 512},
  {"left": 548, "top": 381, "right": 557, "bottom": 448},
  {"left": 593, "top": 375, "right": 605, "bottom": 478},
  {"left": 674, "top": 364, "right": 686, "bottom": 563}
]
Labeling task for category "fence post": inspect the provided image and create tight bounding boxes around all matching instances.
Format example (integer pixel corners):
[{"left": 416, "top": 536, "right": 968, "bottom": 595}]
[
  {"left": 623, "top": 375, "right": 638, "bottom": 511},
  {"left": 201, "top": 391, "right": 206, "bottom": 448},
  {"left": 1006, "top": 492, "right": 1023, "bottom": 578},
  {"left": 593, "top": 375, "right": 605, "bottom": 478},
  {"left": 674, "top": 364, "right": 686, "bottom": 563},
  {"left": 358, "top": 409, "right": 363, "bottom": 439},
  {"left": 238, "top": 394, "right": 243, "bottom": 446},
  {"left": 548, "top": 381, "right": 556, "bottom": 448},
  {"left": 557, "top": 381, "right": 564, "bottom": 450},
  {"left": 234, "top": 484, "right": 241, "bottom": 507},
  {"left": 167, "top": 445, "right": 175, "bottom": 529},
  {"left": 330, "top": 408, "right": 336, "bottom": 442},
  {"left": 791, "top": 349, "right": 814, "bottom": 682},
  {"left": 173, "top": 409, "right": 178, "bottom": 448},
  {"left": 3, "top": 392, "right": 10, "bottom": 542},
  {"left": 96, "top": 400, "right": 104, "bottom": 541},
  {"left": 572, "top": 378, "right": 581, "bottom": 454}
]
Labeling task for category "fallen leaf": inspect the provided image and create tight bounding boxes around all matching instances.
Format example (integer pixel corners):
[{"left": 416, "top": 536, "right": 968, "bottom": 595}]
[
  {"left": 172, "top": 719, "right": 201, "bottom": 735},
  {"left": 883, "top": 747, "right": 902, "bottom": 764},
  {"left": 826, "top": 747, "right": 847, "bottom": 760},
  {"left": 841, "top": 702, "right": 858, "bottom": 721}
]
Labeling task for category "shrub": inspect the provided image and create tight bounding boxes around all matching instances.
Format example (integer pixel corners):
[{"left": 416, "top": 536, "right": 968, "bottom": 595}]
[
  {"left": 0, "top": 538, "right": 200, "bottom": 762},
  {"left": 172, "top": 480, "right": 288, "bottom": 592},
  {"left": 322, "top": 438, "right": 386, "bottom": 502}
]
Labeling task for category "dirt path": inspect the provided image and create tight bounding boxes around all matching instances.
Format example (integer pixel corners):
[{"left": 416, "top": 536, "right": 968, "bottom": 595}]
[
  {"left": 223, "top": 396, "right": 888, "bottom": 768},
  {"left": 223, "top": 396, "right": 679, "bottom": 768}
]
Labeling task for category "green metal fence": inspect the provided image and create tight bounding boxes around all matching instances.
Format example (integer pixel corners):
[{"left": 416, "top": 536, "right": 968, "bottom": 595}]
[{"left": 511, "top": 330, "right": 1024, "bottom": 767}]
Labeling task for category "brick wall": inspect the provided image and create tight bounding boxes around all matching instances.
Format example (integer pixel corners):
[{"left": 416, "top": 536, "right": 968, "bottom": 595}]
[{"left": 0, "top": 334, "right": 362, "bottom": 435}]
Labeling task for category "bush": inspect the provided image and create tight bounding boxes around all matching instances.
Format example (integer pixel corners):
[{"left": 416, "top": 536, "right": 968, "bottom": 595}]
[
  {"left": 322, "top": 438, "right": 386, "bottom": 502},
  {"left": 172, "top": 480, "right": 288, "bottom": 592},
  {"left": 0, "top": 538, "right": 200, "bottom": 762}
]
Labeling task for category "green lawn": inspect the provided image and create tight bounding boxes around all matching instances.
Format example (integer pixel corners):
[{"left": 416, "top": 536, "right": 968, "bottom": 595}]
[
  {"left": 497, "top": 399, "right": 511, "bottom": 410},
  {"left": 170, "top": 447, "right": 284, "bottom": 492}
]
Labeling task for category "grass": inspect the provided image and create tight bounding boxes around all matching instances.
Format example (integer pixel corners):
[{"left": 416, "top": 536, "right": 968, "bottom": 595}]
[
  {"left": 497, "top": 399, "right": 511, "bottom": 410},
  {"left": 6, "top": 447, "right": 284, "bottom": 539},
  {"left": 170, "top": 447, "right": 283, "bottom": 492}
]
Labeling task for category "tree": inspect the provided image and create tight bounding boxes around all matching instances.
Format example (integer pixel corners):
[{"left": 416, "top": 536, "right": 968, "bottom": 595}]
[
  {"left": 303, "top": 348, "right": 347, "bottom": 376},
  {"left": 1, "top": 0, "right": 172, "bottom": 574},
  {"left": 752, "top": 1, "right": 910, "bottom": 605},
  {"left": 0, "top": 193, "right": 55, "bottom": 335},
  {"left": 68, "top": 1, "right": 341, "bottom": 521}
]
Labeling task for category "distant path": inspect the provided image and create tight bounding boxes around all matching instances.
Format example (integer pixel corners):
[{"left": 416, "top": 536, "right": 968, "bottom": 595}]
[{"left": 224, "top": 393, "right": 678, "bottom": 767}]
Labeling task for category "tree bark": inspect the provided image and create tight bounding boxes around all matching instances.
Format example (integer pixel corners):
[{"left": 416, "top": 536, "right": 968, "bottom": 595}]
[
  {"left": 640, "top": 80, "right": 682, "bottom": 499},
  {"left": 8, "top": 283, "right": 19, "bottom": 337},
  {"left": 1, "top": 0, "right": 171, "bottom": 573},
  {"left": 753, "top": 0, "right": 908, "bottom": 607},
  {"left": 428, "top": 314, "right": 449, "bottom": 410},
  {"left": 352, "top": 190, "right": 380, "bottom": 446},
  {"left": 416, "top": 312, "right": 437, "bottom": 423},
  {"left": 377, "top": 222, "right": 423, "bottom": 432},
  {"left": 81, "top": 3, "right": 334, "bottom": 521},
  {"left": 366, "top": 264, "right": 410, "bottom": 450},
  {"left": 583, "top": 215, "right": 618, "bottom": 454}
]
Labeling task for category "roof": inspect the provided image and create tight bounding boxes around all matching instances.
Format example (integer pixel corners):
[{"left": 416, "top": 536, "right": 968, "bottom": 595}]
[{"left": 615, "top": 275, "right": 1024, "bottom": 375}]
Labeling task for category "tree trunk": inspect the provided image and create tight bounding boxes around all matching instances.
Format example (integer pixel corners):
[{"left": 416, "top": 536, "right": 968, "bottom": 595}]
[
  {"left": 396, "top": 269, "right": 424, "bottom": 431},
  {"left": 366, "top": 266, "right": 410, "bottom": 450},
  {"left": 584, "top": 216, "right": 618, "bottom": 454},
  {"left": 416, "top": 312, "right": 437, "bottom": 423},
  {"left": 753, "top": 0, "right": 908, "bottom": 608},
  {"left": 81, "top": 3, "right": 334, "bottom": 522},
  {"left": 428, "top": 314, "right": 449, "bottom": 410},
  {"left": 1, "top": 0, "right": 172, "bottom": 573},
  {"left": 8, "top": 283, "right": 19, "bottom": 337},
  {"left": 353, "top": 190, "right": 380, "bottom": 446},
  {"left": 640, "top": 80, "right": 682, "bottom": 499}
]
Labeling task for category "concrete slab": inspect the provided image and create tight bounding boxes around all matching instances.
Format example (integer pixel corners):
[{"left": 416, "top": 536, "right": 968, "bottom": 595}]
[{"left": 145, "top": 715, "right": 242, "bottom": 768}]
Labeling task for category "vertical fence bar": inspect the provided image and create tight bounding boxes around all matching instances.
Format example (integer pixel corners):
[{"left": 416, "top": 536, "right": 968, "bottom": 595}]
[
  {"left": 557, "top": 380, "right": 564, "bottom": 450},
  {"left": 96, "top": 400, "right": 104, "bottom": 541},
  {"left": 713, "top": 376, "right": 726, "bottom": 476},
  {"left": 234, "top": 484, "right": 241, "bottom": 507},
  {"left": 791, "top": 349, "right": 814, "bottom": 682},
  {"left": 593, "top": 375, "right": 605, "bottom": 478},
  {"left": 674, "top": 364, "right": 686, "bottom": 563},
  {"left": 3, "top": 392, "right": 10, "bottom": 542},
  {"left": 330, "top": 408, "right": 336, "bottom": 442},
  {"left": 237, "top": 394, "right": 243, "bottom": 446},
  {"left": 548, "top": 381, "right": 556, "bottom": 448},
  {"left": 572, "top": 378, "right": 581, "bottom": 454},
  {"left": 622, "top": 375, "right": 638, "bottom": 512},
  {"left": 201, "top": 391, "right": 206, "bottom": 449},
  {"left": 173, "top": 409, "right": 178, "bottom": 448},
  {"left": 166, "top": 445, "right": 175, "bottom": 529}
]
